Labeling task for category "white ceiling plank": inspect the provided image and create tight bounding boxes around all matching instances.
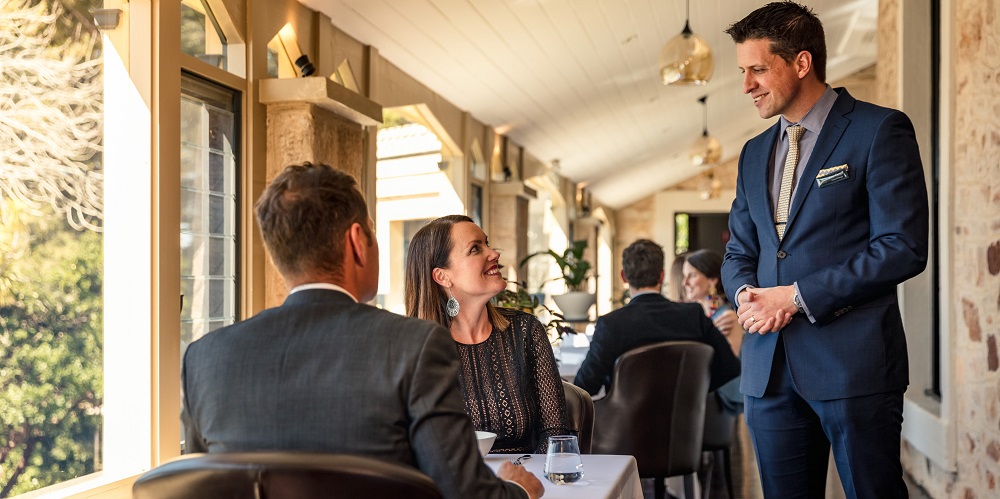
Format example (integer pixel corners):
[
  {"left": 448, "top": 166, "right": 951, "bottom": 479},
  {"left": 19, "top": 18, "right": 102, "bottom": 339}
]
[{"left": 301, "top": 0, "right": 879, "bottom": 207}]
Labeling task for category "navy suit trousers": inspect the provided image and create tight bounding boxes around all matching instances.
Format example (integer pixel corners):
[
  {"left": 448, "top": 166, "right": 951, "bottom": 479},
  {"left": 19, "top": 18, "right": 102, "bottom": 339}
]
[{"left": 744, "top": 337, "right": 907, "bottom": 499}]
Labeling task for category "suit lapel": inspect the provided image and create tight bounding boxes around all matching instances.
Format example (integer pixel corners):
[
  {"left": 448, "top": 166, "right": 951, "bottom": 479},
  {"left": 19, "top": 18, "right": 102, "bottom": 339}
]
[
  {"left": 753, "top": 123, "right": 782, "bottom": 246},
  {"left": 785, "top": 90, "right": 855, "bottom": 233}
]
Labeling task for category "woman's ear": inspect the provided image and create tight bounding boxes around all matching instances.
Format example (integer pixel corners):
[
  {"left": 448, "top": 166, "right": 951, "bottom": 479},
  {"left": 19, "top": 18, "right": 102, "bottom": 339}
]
[{"left": 431, "top": 267, "right": 449, "bottom": 287}]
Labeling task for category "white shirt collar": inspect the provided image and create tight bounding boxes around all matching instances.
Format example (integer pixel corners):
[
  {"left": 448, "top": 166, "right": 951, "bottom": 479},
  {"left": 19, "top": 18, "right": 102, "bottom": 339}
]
[{"left": 288, "top": 282, "right": 358, "bottom": 303}]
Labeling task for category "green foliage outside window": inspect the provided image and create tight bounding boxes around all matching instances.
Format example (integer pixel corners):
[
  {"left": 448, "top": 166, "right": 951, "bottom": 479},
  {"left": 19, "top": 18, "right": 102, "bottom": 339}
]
[
  {"left": 0, "top": 0, "right": 105, "bottom": 495},
  {"left": 0, "top": 213, "right": 103, "bottom": 497},
  {"left": 674, "top": 213, "right": 690, "bottom": 255}
]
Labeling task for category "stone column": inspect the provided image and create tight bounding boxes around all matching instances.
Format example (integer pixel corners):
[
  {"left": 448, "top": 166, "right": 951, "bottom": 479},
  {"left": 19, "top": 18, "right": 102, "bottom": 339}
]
[
  {"left": 489, "top": 181, "right": 536, "bottom": 284},
  {"left": 259, "top": 78, "right": 381, "bottom": 307}
]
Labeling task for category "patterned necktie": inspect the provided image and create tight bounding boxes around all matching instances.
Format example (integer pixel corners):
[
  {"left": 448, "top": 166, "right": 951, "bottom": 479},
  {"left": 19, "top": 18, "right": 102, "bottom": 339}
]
[{"left": 775, "top": 125, "right": 804, "bottom": 240}]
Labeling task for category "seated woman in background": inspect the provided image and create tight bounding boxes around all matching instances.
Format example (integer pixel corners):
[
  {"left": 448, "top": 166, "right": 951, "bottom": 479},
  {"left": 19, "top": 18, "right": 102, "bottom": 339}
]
[
  {"left": 682, "top": 249, "right": 744, "bottom": 414},
  {"left": 682, "top": 249, "right": 743, "bottom": 356},
  {"left": 667, "top": 251, "right": 688, "bottom": 302},
  {"left": 404, "top": 215, "right": 571, "bottom": 454}
]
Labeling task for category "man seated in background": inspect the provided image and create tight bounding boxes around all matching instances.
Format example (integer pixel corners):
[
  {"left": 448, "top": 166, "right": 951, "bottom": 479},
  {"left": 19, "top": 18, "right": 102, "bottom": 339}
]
[
  {"left": 181, "top": 162, "right": 542, "bottom": 499},
  {"left": 573, "top": 239, "right": 740, "bottom": 396}
]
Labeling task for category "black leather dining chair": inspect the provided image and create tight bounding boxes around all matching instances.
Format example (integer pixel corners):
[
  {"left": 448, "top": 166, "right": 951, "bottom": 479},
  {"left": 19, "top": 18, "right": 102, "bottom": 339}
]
[
  {"left": 132, "top": 452, "right": 444, "bottom": 499},
  {"left": 562, "top": 380, "right": 595, "bottom": 453},
  {"left": 591, "top": 341, "right": 713, "bottom": 499}
]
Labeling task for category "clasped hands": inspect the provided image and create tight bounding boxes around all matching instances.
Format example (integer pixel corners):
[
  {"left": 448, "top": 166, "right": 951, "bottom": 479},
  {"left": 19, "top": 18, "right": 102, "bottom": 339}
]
[{"left": 737, "top": 285, "right": 797, "bottom": 334}]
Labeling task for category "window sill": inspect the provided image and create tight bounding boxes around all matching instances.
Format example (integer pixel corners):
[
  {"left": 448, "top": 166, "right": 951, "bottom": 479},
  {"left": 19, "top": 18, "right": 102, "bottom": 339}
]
[
  {"left": 15, "top": 472, "right": 139, "bottom": 499},
  {"left": 902, "top": 397, "right": 955, "bottom": 472}
]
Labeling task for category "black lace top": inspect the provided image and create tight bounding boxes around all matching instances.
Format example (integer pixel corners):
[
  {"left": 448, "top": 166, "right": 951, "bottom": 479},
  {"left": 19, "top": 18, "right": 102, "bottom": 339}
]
[{"left": 453, "top": 308, "right": 572, "bottom": 454}]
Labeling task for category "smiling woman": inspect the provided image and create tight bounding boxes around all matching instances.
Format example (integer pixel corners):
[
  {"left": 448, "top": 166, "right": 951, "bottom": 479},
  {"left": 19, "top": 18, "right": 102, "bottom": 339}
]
[{"left": 404, "top": 215, "right": 574, "bottom": 454}]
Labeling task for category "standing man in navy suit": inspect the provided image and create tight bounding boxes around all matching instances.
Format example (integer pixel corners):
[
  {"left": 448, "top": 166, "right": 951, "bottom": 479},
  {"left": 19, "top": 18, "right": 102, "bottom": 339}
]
[{"left": 721, "top": 3, "right": 928, "bottom": 498}]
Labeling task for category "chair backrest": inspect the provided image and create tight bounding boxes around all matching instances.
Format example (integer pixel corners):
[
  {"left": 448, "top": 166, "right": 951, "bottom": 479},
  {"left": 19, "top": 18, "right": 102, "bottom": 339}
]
[
  {"left": 562, "top": 380, "right": 595, "bottom": 453},
  {"left": 702, "top": 391, "right": 736, "bottom": 451},
  {"left": 591, "top": 341, "right": 713, "bottom": 478},
  {"left": 132, "top": 452, "right": 444, "bottom": 499}
]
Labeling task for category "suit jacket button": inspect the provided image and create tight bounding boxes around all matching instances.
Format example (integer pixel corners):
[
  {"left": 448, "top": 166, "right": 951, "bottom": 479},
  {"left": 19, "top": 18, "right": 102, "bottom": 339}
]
[{"left": 776, "top": 250, "right": 787, "bottom": 259}]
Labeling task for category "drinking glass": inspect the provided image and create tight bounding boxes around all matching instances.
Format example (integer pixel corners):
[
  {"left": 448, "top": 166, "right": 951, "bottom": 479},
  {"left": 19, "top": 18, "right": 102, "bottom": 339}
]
[{"left": 544, "top": 435, "right": 584, "bottom": 484}]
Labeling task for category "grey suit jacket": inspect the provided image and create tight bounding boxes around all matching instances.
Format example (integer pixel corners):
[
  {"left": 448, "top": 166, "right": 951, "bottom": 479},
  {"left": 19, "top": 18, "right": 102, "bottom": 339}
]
[{"left": 182, "top": 289, "right": 526, "bottom": 499}]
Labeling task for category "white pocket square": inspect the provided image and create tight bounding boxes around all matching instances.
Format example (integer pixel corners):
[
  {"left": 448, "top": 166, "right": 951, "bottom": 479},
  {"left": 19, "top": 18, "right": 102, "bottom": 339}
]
[{"left": 816, "top": 164, "right": 849, "bottom": 187}]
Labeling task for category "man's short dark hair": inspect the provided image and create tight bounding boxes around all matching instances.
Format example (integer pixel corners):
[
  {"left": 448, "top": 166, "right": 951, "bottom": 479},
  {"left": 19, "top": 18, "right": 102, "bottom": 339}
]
[
  {"left": 622, "top": 239, "right": 664, "bottom": 289},
  {"left": 254, "top": 162, "right": 371, "bottom": 280},
  {"left": 725, "top": 1, "right": 827, "bottom": 83}
]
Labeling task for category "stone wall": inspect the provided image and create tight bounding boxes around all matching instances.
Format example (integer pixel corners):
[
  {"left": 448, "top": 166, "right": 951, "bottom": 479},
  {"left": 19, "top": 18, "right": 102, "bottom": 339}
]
[
  {"left": 900, "top": 0, "right": 1000, "bottom": 497},
  {"left": 612, "top": 195, "right": 657, "bottom": 301},
  {"left": 877, "top": 0, "right": 900, "bottom": 107}
]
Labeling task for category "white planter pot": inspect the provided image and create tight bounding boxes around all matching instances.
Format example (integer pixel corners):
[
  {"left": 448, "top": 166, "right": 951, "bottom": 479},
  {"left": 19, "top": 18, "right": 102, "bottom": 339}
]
[{"left": 552, "top": 292, "right": 596, "bottom": 321}]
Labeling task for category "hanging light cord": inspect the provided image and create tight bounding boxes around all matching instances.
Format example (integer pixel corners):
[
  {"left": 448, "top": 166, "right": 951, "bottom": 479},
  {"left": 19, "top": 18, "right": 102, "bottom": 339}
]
[
  {"left": 699, "top": 95, "right": 709, "bottom": 137},
  {"left": 682, "top": 0, "right": 692, "bottom": 35}
]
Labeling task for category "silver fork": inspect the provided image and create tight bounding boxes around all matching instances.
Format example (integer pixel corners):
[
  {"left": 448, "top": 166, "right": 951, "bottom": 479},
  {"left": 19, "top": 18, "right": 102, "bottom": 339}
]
[{"left": 510, "top": 454, "right": 532, "bottom": 466}]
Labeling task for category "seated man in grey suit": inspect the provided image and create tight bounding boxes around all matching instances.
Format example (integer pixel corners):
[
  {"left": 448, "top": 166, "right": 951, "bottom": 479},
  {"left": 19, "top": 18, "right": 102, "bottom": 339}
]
[
  {"left": 181, "top": 162, "right": 542, "bottom": 499},
  {"left": 573, "top": 239, "right": 740, "bottom": 396}
]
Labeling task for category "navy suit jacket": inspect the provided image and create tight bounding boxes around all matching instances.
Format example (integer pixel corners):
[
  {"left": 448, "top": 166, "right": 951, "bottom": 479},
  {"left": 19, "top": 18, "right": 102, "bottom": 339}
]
[
  {"left": 722, "top": 88, "right": 929, "bottom": 400},
  {"left": 182, "top": 289, "right": 527, "bottom": 499},
  {"left": 572, "top": 293, "right": 740, "bottom": 396}
]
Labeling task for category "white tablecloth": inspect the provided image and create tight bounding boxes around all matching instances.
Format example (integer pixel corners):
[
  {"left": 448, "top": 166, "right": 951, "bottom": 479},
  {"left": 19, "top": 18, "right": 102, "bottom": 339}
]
[
  {"left": 557, "top": 345, "right": 590, "bottom": 380},
  {"left": 485, "top": 454, "right": 643, "bottom": 499}
]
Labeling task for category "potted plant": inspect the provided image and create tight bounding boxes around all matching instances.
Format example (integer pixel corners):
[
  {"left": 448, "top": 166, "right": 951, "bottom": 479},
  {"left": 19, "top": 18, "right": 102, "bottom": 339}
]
[
  {"left": 492, "top": 279, "right": 576, "bottom": 345},
  {"left": 519, "top": 240, "right": 596, "bottom": 321}
]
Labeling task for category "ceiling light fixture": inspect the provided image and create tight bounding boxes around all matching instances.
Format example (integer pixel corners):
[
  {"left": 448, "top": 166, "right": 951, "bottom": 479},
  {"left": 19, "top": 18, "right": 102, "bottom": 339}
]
[
  {"left": 690, "top": 95, "right": 722, "bottom": 166},
  {"left": 659, "top": 0, "right": 714, "bottom": 85}
]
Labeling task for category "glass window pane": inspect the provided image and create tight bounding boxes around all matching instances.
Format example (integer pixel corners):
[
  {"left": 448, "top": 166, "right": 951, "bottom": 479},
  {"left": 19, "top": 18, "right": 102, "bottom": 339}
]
[
  {"left": 180, "top": 0, "right": 227, "bottom": 70},
  {"left": 180, "top": 188, "right": 205, "bottom": 234},
  {"left": 180, "top": 73, "right": 238, "bottom": 448},
  {"left": 181, "top": 142, "right": 207, "bottom": 190},
  {"left": 1, "top": 0, "right": 105, "bottom": 492},
  {"left": 208, "top": 108, "right": 234, "bottom": 153},
  {"left": 208, "top": 235, "right": 226, "bottom": 276},
  {"left": 208, "top": 152, "right": 226, "bottom": 193},
  {"left": 180, "top": 96, "right": 205, "bottom": 146},
  {"left": 209, "top": 278, "right": 226, "bottom": 317}
]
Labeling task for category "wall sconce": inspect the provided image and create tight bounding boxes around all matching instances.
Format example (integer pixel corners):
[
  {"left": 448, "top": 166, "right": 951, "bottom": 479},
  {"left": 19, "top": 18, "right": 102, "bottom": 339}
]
[
  {"left": 277, "top": 24, "right": 317, "bottom": 77},
  {"left": 91, "top": 8, "right": 122, "bottom": 31},
  {"left": 295, "top": 55, "right": 316, "bottom": 77}
]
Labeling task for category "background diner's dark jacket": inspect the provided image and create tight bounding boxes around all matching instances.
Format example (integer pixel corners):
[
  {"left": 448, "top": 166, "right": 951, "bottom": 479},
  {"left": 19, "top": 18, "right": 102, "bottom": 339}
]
[
  {"left": 181, "top": 289, "right": 527, "bottom": 499},
  {"left": 573, "top": 293, "right": 740, "bottom": 396}
]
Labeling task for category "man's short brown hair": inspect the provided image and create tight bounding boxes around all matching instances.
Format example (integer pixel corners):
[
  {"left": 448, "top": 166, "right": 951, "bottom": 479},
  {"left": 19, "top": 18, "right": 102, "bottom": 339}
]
[
  {"left": 254, "top": 162, "right": 371, "bottom": 280},
  {"left": 725, "top": 1, "right": 827, "bottom": 83},
  {"left": 622, "top": 239, "right": 664, "bottom": 289}
]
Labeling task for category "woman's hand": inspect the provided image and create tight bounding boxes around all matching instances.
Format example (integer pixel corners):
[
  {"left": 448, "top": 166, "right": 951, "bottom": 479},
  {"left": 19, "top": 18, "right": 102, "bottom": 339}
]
[
  {"left": 713, "top": 309, "right": 740, "bottom": 336},
  {"left": 714, "top": 309, "right": 744, "bottom": 356}
]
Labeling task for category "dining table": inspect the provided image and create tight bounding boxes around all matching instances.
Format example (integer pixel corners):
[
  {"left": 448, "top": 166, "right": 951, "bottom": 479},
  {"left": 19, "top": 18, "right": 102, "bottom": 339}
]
[
  {"left": 557, "top": 345, "right": 591, "bottom": 381},
  {"left": 485, "top": 453, "right": 643, "bottom": 499}
]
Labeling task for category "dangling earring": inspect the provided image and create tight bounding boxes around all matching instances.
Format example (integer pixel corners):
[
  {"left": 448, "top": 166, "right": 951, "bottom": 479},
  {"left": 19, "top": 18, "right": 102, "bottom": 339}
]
[
  {"left": 708, "top": 283, "right": 718, "bottom": 298},
  {"left": 446, "top": 289, "right": 460, "bottom": 318}
]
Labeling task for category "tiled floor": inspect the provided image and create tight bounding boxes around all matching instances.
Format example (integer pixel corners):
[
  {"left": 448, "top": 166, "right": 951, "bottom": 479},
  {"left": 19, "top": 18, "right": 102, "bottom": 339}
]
[{"left": 640, "top": 419, "right": 934, "bottom": 499}]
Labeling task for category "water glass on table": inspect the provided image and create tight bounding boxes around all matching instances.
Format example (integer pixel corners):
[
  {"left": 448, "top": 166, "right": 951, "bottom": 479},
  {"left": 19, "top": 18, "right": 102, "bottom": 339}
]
[{"left": 544, "top": 435, "right": 584, "bottom": 484}]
